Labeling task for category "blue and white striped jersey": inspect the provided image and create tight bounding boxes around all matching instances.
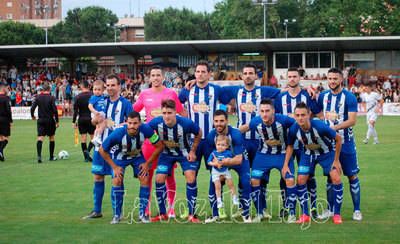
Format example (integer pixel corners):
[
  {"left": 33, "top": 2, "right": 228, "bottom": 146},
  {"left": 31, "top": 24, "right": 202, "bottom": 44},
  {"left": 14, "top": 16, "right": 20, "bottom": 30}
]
[
  {"left": 317, "top": 89, "right": 357, "bottom": 143},
  {"left": 148, "top": 116, "right": 200, "bottom": 157},
  {"left": 97, "top": 96, "right": 133, "bottom": 152},
  {"left": 288, "top": 119, "right": 336, "bottom": 156},
  {"left": 179, "top": 83, "right": 229, "bottom": 139},
  {"left": 249, "top": 114, "right": 295, "bottom": 154},
  {"left": 101, "top": 124, "right": 159, "bottom": 161},
  {"left": 223, "top": 85, "right": 280, "bottom": 140},
  {"left": 275, "top": 89, "right": 320, "bottom": 116}
]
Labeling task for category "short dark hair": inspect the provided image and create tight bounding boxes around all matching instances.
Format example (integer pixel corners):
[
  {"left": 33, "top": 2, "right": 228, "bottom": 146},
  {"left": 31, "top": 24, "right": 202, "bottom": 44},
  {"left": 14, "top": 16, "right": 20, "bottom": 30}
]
[
  {"left": 294, "top": 102, "right": 310, "bottom": 112},
  {"left": 328, "top": 67, "right": 343, "bottom": 76},
  {"left": 243, "top": 64, "right": 257, "bottom": 73},
  {"left": 196, "top": 60, "right": 210, "bottom": 72},
  {"left": 287, "top": 67, "right": 300, "bottom": 74},
  {"left": 260, "top": 98, "right": 274, "bottom": 107},
  {"left": 214, "top": 109, "right": 228, "bottom": 119},
  {"left": 161, "top": 99, "right": 176, "bottom": 110},
  {"left": 80, "top": 80, "right": 90, "bottom": 88},
  {"left": 42, "top": 81, "right": 50, "bottom": 91},
  {"left": 106, "top": 74, "right": 120, "bottom": 84},
  {"left": 128, "top": 111, "right": 141, "bottom": 120},
  {"left": 150, "top": 65, "right": 163, "bottom": 73}
]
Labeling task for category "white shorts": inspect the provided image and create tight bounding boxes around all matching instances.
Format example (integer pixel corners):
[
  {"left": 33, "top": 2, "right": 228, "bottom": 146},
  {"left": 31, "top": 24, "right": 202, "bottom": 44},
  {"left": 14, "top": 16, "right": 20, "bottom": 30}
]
[
  {"left": 91, "top": 111, "right": 106, "bottom": 120},
  {"left": 366, "top": 112, "right": 378, "bottom": 123},
  {"left": 211, "top": 168, "right": 232, "bottom": 182}
]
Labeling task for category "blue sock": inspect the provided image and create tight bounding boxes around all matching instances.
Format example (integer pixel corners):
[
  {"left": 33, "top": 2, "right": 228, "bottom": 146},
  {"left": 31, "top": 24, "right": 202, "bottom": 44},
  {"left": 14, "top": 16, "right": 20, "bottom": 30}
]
[
  {"left": 251, "top": 185, "right": 262, "bottom": 215},
  {"left": 155, "top": 182, "right": 167, "bottom": 215},
  {"left": 279, "top": 178, "right": 287, "bottom": 208},
  {"left": 240, "top": 178, "right": 251, "bottom": 218},
  {"left": 186, "top": 181, "right": 197, "bottom": 215},
  {"left": 111, "top": 185, "right": 124, "bottom": 217},
  {"left": 308, "top": 176, "right": 317, "bottom": 209},
  {"left": 260, "top": 183, "right": 267, "bottom": 212},
  {"left": 93, "top": 181, "right": 105, "bottom": 213},
  {"left": 333, "top": 183, "right": 344, "bottom": 215},
  {"left": 326, "top": 178, "right": 334, "bottom": 212},
  {"left": 139, "top": 186, "right": 150, "bottom": 217},
  {"left": 208, "top": 178, "right": 218, "bottom": 217},
  {"left": 297, "top": 184, "right": 309, "bottom": 216},
  {"left": 286, "top": 185, "right": 297, "bottom": 216},
  {"left": 349, "top": 178, "right": 361, "bottom": 211}
]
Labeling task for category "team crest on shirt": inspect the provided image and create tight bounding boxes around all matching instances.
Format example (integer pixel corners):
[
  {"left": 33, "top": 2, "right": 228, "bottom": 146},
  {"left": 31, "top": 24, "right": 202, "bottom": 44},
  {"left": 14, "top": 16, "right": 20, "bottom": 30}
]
[
  {"left": 127, "top": 148, "right": 141, "bottom": 157},
  {"left": 150, "top": 108, "right": 163, "bottom": 117},
  {"left": 325, "top": 111, "right": 339, "bottom": 121},
  {"left": 164, "top": 140, "right": 180, "bottom": 148},
  {"left": 239, "top": 101, "right": 257, "bottom": 113},
  {"left": 192, "top": 102, "right": 210, "bottom": 113},
  {"left": 265, "top": 139, "right": 282, "bottom": 146},
  {"left": 305, "top": 143, "right": 321, "bottom": 150}
]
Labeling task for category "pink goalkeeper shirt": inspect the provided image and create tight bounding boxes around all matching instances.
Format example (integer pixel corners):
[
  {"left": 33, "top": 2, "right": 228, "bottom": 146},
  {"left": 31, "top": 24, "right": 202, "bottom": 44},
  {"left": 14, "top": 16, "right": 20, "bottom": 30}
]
[{"left": 133, "top": 87, "right": 184, "bottom": 122}]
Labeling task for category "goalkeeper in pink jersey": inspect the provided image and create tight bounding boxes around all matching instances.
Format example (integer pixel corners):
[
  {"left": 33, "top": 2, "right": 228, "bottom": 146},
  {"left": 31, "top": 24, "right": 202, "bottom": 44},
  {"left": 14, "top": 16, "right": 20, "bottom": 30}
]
[{"left": 133, "top": 65, "right": 186, "bottom": 218}]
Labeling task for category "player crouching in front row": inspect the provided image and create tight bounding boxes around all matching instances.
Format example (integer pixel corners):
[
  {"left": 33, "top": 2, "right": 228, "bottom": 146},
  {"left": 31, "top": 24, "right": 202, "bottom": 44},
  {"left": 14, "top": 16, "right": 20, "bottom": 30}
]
[{"left": 283, "top": 102, "right": 344, "bottom": 224}]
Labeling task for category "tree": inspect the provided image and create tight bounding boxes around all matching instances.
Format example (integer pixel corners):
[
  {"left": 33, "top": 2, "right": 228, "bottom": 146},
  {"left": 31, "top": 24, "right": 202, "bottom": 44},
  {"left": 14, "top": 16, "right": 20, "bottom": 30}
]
[
  {"left": 144, "top": 7, "right": 217, "bottom": 41},
  {"left": 0, "top": 21, "right": 44, "bottom": 45},
  {"left": 49, "top": 6, "right": 118, "bottom": 43}
]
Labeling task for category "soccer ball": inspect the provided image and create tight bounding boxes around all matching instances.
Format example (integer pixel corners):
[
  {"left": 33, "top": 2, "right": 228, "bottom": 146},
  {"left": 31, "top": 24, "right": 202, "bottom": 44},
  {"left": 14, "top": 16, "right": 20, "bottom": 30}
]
[{"left": 58, "top": 150, "right": 69, "bottom": 160}]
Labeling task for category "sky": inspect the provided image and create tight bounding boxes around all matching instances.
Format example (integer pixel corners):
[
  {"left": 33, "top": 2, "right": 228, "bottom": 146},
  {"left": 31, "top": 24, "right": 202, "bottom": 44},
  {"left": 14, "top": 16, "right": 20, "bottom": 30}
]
[{"left": 62, "top": 0, "right": 221, "bottom": 18}]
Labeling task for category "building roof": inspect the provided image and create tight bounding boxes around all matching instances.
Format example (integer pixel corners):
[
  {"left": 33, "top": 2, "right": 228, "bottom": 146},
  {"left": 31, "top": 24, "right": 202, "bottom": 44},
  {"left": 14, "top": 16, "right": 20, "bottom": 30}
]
[
  {"left": 117, "top": 17, "right": 144, "bottom": 27},
  {"left": 0, "top": 36, "right": 399, "bottom": 59}
]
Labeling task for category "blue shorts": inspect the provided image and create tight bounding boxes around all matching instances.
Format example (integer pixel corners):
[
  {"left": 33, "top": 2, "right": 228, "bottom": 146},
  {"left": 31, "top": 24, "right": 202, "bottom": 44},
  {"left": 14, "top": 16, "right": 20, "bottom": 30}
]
[
  {"left": 91, "top": 150, "right": 112, "bottom": 176},
  {"left": 251, "top": 153, "right": 294, "bottom": 180},
  {"left": 113, "top": 156, "right": 146, "bottom": 178},
  {"left": 195, "top": 139, "right": 212, "bottom": 170},
  {"left": 298, "top": 151, "right": 335, "bottom": 176},
  {"left": 243, "top": 139, "right": 259, "bottom": 167},
  {"left": 156, "top": 154, "right": 199, "bottom": 175},
  {"left": 340, "top": 151, "right": 359, "bottom": 177}
]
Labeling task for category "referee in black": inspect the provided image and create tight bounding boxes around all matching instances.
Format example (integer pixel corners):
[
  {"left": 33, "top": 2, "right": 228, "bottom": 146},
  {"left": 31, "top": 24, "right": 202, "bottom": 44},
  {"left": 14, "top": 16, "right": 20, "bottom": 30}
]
[
  {"left": 31, "top": 81, "right": 59, "bottom": 163},
  {"left": 73, "top": 80, "right": 95, "bottom": 162},
  {"left": 0, "top": 83, "right": 12, "bottom": 161}
]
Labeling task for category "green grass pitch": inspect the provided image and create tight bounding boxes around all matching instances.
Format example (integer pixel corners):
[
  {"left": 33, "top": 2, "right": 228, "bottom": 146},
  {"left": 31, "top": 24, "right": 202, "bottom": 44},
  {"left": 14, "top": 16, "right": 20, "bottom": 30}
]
[{"left": 0, "top": 116, "right": 399, "bottom": 243}]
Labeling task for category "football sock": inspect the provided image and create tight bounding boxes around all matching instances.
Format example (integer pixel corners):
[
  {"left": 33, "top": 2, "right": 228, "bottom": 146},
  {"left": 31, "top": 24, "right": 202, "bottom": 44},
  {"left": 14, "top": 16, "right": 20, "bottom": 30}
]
[
  {"left": 36, "top": 140, "right": 43, "bottom": 157},
  {"left": 333, "top": 183, "right": 343, "bottom": 215},
  {"left": 111, "top": 185, "right": 124, "bottom": 217},
  {"left": 139, "top": 186, "right": 150, "bottom": 217},
  {"left": 326, "top": 178, "right": 334, "bottom": 212},
  {"left": 93, "top": 181, "right": 105, "bottom": 213},
  {"left": 286, "top": 185, "right": 297, "bottom": 216},
  {"left": 297, "top": 184, "right": 309, "bottom": 216},
  {"left": 186, "top": 181, "right": 197, "bottom": 215},
  {"left": 260, "top": 182, "right": 267, "bottom": 212},
  {"left": 349, "top": 177, "right": 361, "bottom": 211},
  {"left": 155, "top": 182, "right": 167, "bottom": 215},
  {"left": 279, "top": 178, "right": 287, "bottom": 208},
  {"left": 308, "top": 176, "right": 317, "bottom": 209},
  {"left": 208, "top": 178, "right": 218, "bottom": 217},
  {"left": 81, "top": 142, "right": 87, "bottom": 153},
  {"left": 49, "top": 141, "right": 55, "bottom": 158},
  {"left": 166, "top": 172, "right": 176, "bottom": 208},
  {"left": 251, "top": 185, "right": 262, "bottom": 215},
  {"left": 87, "top": 142, "right": 94, "bottom": 152}
]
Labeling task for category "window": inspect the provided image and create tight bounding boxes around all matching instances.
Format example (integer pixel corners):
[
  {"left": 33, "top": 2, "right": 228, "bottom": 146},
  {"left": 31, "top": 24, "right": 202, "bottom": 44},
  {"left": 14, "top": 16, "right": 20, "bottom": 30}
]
[
  {"left": 6, "top": 13, "right": 12, "bottom": 19},
  {"left": 276, "top": 53, "right": 288, "bottom": 68},
  {"left": 319, "top": 52, "right": 332, "bottom": 68},
  {"left": 135, "top": 29, "right": 144, "bottom": 38},
  {"left": 289, "top": 53, "right": 302, "bottom": 68},
  {"left": 7, "top": 2, "right": 12, "bottom": 7},
  {"left": 306, "top": 53, "right": 318, "bottom": 68}
]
